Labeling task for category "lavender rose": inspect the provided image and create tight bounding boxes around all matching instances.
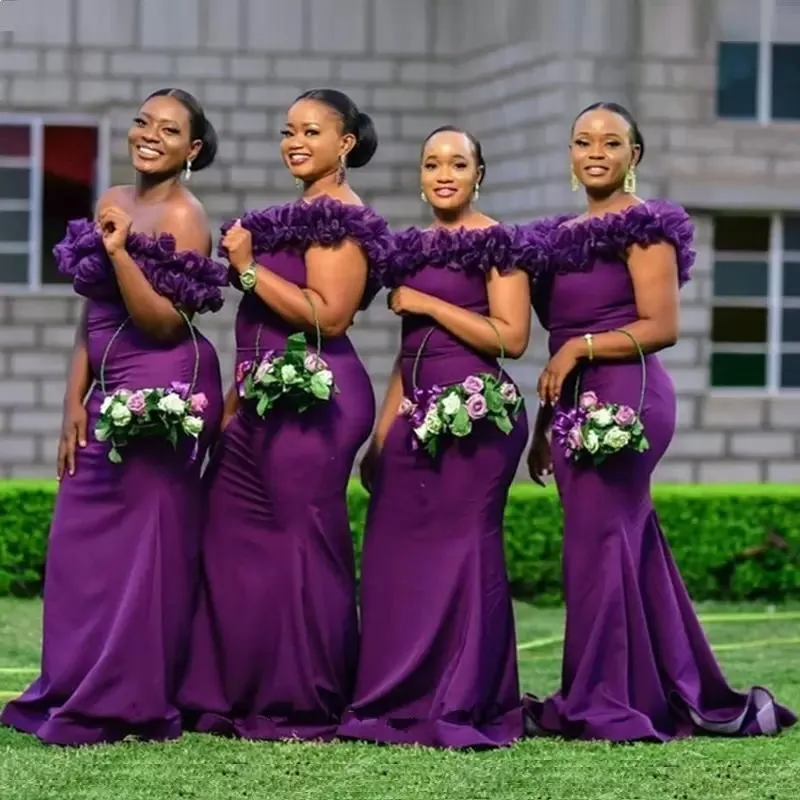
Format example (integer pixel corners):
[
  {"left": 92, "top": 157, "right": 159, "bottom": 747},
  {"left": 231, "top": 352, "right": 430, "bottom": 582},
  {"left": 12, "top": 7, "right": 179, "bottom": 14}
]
[
  {"left": 462, "top": 375, "right": 484, "bottom": 395},
  {"left": 567, "top": 426, "right": 582, "bottom": 450},
  {"left": 613, "top": 405, "right": 636, "bottom": 427},
  {"left": 170, "top": 381, "right": 190, "bottom": 398},
  {"left": 465, "top": 392, "right": 488, "bottom": 419},
  {"left": 190, "top": 392, "right": 208, "bottom": 414},
  {"left": 304, "top": 353, "right": 326, "bottom": 373},
  {"left": 579, "top": 391, "right": 598, "bottom": 410},
  {"left": 126, "top": 391, "right": 146, "bottom": 415},
  {"left": 235, "top": 360, "right": 253, "bottom": 384}
]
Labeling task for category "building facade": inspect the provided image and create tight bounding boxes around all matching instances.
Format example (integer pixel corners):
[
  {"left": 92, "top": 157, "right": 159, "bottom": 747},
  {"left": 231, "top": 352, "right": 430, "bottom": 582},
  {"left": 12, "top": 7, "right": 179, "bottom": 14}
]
[{"left": 0, "top": 0, "right": 798, "bottom": 480}]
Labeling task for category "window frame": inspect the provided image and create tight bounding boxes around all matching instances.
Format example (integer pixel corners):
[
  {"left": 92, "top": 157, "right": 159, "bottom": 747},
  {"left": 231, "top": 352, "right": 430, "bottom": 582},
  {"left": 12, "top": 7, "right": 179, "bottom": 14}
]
[
  {"left": 711, "top": 212, "right": 800, "bottom": 396},
  {"left": 0, "top": 112, "right": 110, "bottom": 295}
]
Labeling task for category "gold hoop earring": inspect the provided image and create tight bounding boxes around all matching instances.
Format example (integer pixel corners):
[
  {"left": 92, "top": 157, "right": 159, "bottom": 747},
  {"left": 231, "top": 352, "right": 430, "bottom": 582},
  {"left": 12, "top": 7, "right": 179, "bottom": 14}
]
[
  {"left": 624, "top": 166, "right": 637, "bottom": 194},
  {"left": 570, "top": 170, "right": 579, "bottom": 192}
]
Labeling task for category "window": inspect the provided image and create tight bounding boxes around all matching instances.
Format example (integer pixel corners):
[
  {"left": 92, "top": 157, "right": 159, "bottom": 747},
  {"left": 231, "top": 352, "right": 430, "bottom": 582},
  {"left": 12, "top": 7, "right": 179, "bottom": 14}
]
[
  {"left": 0, "top": 115, "right": 109, "bottom": 290},
  {"left": 711, "top": 214, "right": 800, "bottom": 391},
  {"left": 716, "top": 0, "right": 800, "bottom": 122}
]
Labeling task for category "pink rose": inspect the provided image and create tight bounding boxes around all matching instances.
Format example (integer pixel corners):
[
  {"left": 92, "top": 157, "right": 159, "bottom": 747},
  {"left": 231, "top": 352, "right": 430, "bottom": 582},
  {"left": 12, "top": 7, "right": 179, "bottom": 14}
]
[
  {"left": 500, "top": 382, "right": 517, "bottom": 403},
  {"left": 465, "top": 392, "right": 488, "bottom": 419},
  {"left": 235, "top": 360, "right": 253, "bottom": 383},
  {"left": 304, "top": 353, "right": 326, "bottom": 373},
  {"left": 190, "top": 392, "right": 208, "bottom": 413},
  {"left": 126, "top": 391, "right": 146, "bottom": 415},
  {"left": 462, "top": 375, "right": 484, "bottom": 395},
  {"left": 613, "top": 405, "right": 636, "bottom": 427},
  {"left": 398, "top": 397, "right": 416, "bottom": 416},
  {"left": 578, "top": 391, "right": 598, "bottom": 410}
]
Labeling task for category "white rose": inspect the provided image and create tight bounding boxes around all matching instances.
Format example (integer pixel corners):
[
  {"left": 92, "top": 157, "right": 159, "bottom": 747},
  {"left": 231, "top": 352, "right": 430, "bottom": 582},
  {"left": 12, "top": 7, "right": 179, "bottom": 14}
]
[
  {"left": 254, "top": 362, "right": 273, "bottom": 384},
  {"left": 158, "top": 393, "right": 187, "bottom": 415},
  {"left": 603, "top": 428, "right": 630, "bottom": 450},
  {"left": 182, "top": 415, "right": 204, "bottom": 436},
  {"left": 424, "top": 409, "right": 442, "bottom": 434},
  {"left": 588, "top": 407, "right": 613, "bottom": 427},
  {"left": 317, "top": 369, "right": 333, "bottom": 386},
  {"left": 441, "top": 394, "right": 461, "bottom": 416},
  {"left": 109, "top": 403, "right": 132, "bottom": 427},
  {"left": 280, "top": 364, "right": 298, "bottom": 383},
  {"left": 100, "top": 396, "right": 113, "bottom": 414},
  {"left": 413, "top": 422, "right": 429, "bottom": 442},
  {"left": 583, "top": 430, "right": 600, "bottom": 453}
]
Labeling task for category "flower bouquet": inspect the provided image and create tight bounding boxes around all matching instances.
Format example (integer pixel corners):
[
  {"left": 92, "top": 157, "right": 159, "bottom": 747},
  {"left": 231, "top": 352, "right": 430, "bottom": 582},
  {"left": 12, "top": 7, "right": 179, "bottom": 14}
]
[
  {"left": 94, "top": 381, "right": 208, "bottom": 463},
  {"left": 237, "top": 332, "right": 336, "bottom": 416},
  {"left": 552, "top": 390, "right": 649, "bottom": 466},
  {"left": 400, "top": 373, "right": 522, "bottom": 457}
]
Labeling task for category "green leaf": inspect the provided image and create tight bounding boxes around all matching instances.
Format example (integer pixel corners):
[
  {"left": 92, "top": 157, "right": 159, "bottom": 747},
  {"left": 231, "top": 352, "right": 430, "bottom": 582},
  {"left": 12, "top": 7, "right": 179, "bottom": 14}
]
[
  {"left": 309, "top": 374, "right": 332, "bottom": 400},
  {"left": 485, "top": 390, "right": 503, "bottom": 414},
  {"left": 256, "top": 394, "right": 271, "bottom": 417},
  {"left": 108, "top": 447, "right": 122, "bottom": 464},
  {"left": 450, "top": 407, "right": 472, "bottom": 437},
  {"left": 286, "top": 333, "right": 308, "bottom": 355},
  {"left": 494, "top": 412, "right": 512, "bottom": 434}
]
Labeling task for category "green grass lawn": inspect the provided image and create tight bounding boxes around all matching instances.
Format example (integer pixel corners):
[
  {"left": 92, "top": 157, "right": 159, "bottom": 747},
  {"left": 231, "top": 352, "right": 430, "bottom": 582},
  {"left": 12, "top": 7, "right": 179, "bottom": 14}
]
[{"left": 1, "top": 599, "right": 799, "bottom": 800}]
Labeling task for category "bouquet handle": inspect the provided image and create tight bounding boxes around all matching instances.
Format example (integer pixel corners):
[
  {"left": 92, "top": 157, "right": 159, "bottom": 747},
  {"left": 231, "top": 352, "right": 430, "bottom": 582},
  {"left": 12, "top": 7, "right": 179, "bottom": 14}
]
[
  {"left": 572, "top": 328, "right": 646, "bottom": 416},
  {"left": 98, "top": 309, "right": 200, "bottom": 396},
  {"left": 254, "top": 291, "right": 322, "bottom": 361},
  {"left": 410, "top": 317, "right": 506, "bottom": 393}
]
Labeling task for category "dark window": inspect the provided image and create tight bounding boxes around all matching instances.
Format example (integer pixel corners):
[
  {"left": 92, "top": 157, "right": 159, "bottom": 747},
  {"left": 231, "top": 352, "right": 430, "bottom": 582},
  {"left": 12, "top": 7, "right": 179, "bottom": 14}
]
[{"left": 717, "top": 41, "right": 759, "bottom": 119}]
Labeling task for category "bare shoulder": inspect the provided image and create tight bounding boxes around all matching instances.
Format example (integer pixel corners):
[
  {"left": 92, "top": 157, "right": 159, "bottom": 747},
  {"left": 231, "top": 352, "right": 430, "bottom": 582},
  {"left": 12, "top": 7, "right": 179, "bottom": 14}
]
[
  {"left": 159, "top": 191, "right": 209, "bottom": 233},
  {"left": 95, "top": 185, "right": 133, "bottom": 214}
]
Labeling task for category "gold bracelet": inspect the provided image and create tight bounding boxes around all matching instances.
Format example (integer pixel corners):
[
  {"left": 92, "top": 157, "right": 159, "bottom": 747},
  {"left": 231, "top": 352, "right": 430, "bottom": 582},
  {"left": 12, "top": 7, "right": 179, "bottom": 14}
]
[{"left": 583, "top": 332, "right": 594, "bottom": 361}]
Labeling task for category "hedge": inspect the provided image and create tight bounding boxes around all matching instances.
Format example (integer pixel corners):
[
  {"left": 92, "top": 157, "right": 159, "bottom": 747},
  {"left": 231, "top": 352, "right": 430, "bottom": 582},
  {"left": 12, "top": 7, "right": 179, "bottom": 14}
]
[{"left": 2, "top": 481, "right": 800, "bottom": 604}]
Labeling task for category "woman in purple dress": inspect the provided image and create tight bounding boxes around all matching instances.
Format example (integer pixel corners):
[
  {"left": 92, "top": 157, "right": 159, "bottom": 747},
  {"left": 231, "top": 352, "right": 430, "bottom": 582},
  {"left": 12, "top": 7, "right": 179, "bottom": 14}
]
[
  {"left": 522, "top": 102, "right": 797, "bottom": 742},
  {"left": 178, "top": 89, "right": 389, "bottom": 741},
  {"left": 0, "top": 89, "right": 226, "bottom": 746},
  {"left": 337, "top": 127, "right": 530, "bottom": 749}
]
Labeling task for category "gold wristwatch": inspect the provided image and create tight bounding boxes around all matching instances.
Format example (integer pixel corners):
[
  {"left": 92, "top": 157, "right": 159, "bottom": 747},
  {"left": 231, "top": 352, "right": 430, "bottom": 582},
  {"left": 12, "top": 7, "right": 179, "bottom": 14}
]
[{"left": 239, "top": 264, "right": 257, "bottom": 291}]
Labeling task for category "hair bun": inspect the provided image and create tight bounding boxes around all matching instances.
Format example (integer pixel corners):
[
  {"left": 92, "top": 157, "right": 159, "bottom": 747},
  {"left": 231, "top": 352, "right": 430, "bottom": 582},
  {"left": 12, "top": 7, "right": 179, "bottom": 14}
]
[{"left": 348, "top": 110, "right": 378, "bottom": 169}]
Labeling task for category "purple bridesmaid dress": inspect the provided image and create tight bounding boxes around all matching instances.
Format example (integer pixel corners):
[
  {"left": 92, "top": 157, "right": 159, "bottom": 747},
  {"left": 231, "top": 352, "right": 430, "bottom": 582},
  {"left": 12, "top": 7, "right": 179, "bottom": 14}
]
[
  {"left": 337, "top": 225, "right": 528, "bottom": 749},
  {"left": 521, "top": 201, "right": 797, "bottom": 742},
  {"left": 177, "top": 198, "right": 389, "bottom": 740},
  {"left": 0, "top": 220, "right": 226, "bottom": 746}
]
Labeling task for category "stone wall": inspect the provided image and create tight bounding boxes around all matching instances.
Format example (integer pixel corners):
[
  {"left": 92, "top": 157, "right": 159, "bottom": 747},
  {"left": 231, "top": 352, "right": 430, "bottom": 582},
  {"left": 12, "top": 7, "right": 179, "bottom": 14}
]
[{"left": 1, "top": 0, "right": 799, "bottom": 481}]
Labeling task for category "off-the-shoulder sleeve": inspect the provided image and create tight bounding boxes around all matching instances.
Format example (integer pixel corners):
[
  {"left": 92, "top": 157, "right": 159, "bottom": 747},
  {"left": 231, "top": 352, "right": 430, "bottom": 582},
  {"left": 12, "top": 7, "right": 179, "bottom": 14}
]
[
  {"left": 515, "top": 215, "right": 573, "bottom": 280},
  {"left": 382, "top": 223, "right": 528, "bottom": 288},
  {"left": 616, "top": 200, "right": 696, "bottom": 285},
  {"left": 127, "top": 232, "right": 228, "bottom": 314},
  {"left": 53, "top": 219, "right": 228, "bottom": 312},
  {"left": 218, "top": 197, "right": 391, "bottom": 306}
]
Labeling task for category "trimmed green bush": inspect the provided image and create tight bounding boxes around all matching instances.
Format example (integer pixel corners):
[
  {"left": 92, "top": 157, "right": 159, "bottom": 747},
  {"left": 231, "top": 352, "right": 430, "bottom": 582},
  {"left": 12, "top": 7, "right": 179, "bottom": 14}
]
[{"left": 2, "top": 481, "right": 800, "bottom": 603}]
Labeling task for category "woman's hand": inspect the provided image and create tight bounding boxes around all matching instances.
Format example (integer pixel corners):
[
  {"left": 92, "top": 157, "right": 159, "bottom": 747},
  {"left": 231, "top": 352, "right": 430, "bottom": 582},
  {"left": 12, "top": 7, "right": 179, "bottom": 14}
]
[
  {"left": 537, "top": 338, "right": 582, "bottom": 405},
  {"left": 526, "top": 430, "right": 552, "bottom": 486},
  {"left": 98, "top": 206, "right": 132, "bottom": 256},
  {"left": 222, "top": 220, "right": 254, "bottom": 272},
  {"left": 388, "top": 287, "right": 430, "bottom": 317},
  {"left": 57, "top": 398, "right": 88, "bottom": 479},
  {"left": 359, "top": 440, "right": 380, "bottom": 493}
]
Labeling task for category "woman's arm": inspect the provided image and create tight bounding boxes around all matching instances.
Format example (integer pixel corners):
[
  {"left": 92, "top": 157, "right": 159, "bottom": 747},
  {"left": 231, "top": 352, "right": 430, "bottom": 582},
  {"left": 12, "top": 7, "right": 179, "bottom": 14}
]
[
  {"left": 568, "top": 241, "right": 679, "bottom": 361},
  {"left": 371, "top": 357, "right": 403, "bottom": 451},
  {"left": 100, "top": 194, "right": 212, "bottom": 342},
  {"left": 394, "top": 268, "right": 531, "bottom": 359},
  {"left": 64, "top": 301, "right": 93, "bottom": 408},
  {"left": 242, "top": 239, "right": 366, "bottom": 338}
]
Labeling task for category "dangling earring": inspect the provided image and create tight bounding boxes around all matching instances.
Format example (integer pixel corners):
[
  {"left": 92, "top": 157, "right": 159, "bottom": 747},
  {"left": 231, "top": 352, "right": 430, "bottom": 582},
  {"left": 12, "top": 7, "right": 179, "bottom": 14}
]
[
  {"left": 472, "top": 184, "right": 480, "bottom": 201},
  {"left": 337, "top": 155, "right": 346, "bottom": 185},
  {"left": 624, "top": 166, "right": 637, "bottom": 194},
  {"left": 420, "top": 190, "right": 427, "bottom": 203},
  {"left": 184, "top": 160, "right": 192, "bottom": 181},
  {"left": 570, "top": 170, "right": 579, "bottom": 192},
  {"left": 295, "top": 177, "right": 303, "bottom": 190}
]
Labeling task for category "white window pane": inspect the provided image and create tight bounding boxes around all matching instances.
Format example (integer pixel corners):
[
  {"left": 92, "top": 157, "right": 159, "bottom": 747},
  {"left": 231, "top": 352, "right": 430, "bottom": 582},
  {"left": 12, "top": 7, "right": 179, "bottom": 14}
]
[
  {"left": 716, "top": 0, "right": 761, "bottom": 41},
  {"left": 774, "top": 0, "right": 800, "bottom": 43}
]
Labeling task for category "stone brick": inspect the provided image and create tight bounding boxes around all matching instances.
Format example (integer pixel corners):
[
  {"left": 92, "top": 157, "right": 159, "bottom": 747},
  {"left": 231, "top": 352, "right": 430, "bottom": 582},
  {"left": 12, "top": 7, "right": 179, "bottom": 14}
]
[
  {"left": 8, "top": 4, "right": 72, "bottom": 46},
  {"left": 668, "top": 432, "right": 726, "bottom": 458},
  {"left": 77, "top": 80, "right": 136, "bottom": 105},
  {"left": 10, "top": 77, "right": 72, "bottom": 107},
  {"left": 10, "top": 410, "right": 64, "bottom": 434},
  {"left": 668, "top": 366, "right": 707, "bottom": 394},
  {"left": 729, "top": 433, "right": 796, "bottom": 459},
  {"left": 244, "top": 84, "right": 304, "bottom": 109},
  {"left": 245, "top": 0, "right": 304, "bottom": 52},
  {"left": 767, "top": 398, "right": 800, "bottom": 428},
  {"left": 309, "top": 0, "right": 367, "bottom": 53},
  {"left": 202, "top": 82, "right": 242, "bottom": 108},
  {"left": 373, "top": 0, "right": 429, "bottom": 55},
  {"left": 80, "top": 52, "right": 107, "bottom": 76},
  {"left": 11, "top": 353, "right": 68, "bottom": 377},
  {"left": 0, "top": 436, "right": 36, "bottom": 464},
  {"left": 205, "top": 0, "right": 242, "bottom": 50},
  {"left": 338, "top": 60, "right": 395, "bottom": 83},
  {"left": 227, "top": 167, "right": 269, "bottom": 188},
  {"left": 0, "top": 325, "right": 36, "bottom": 347},
  {"left": 0, "top": 380, "right": 37, "bottom": 407},
  {"left": 228, "top": 111, "right": 271, "bottom": 136},
  {"left": 44, "top": 51, "right": 70, "bottom": 74},
  {"left": 76, "top": 0, "right": 137, "bottom": 47},
  {"left": 11, "top": 298, "right": 72, "bottom": 323},
  {"left": 11, "top": 465, "right": 55, "bottom": 478},
  {"left": 110, "top": 54, "right": 172, "bottom": 77},
  {"left": 653, "top": 460, "right": 695, "bottom": 483},
  {"left": 698, "top": 461, "right": 763, "bottom": 483},
  {"left": 701, "top": 397, "right": 765, "bottom": 429},
  {"left": 175, "top": 56, "right": 226, "bottom": 80},
  {"left": 767, "top": 462, "right": 800, "bottom": 483},
  {"left": 228, "top": 56, "right": 271, "bottom": 81},
  {"left": 39, "top": 380, "right": 67, "bottom": 408},
  {"left": 273, "top": 58, "right": 333, "bottom": 81},
  {"left": 141, "top": 0, "right": 200, "bottom": 50}
]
